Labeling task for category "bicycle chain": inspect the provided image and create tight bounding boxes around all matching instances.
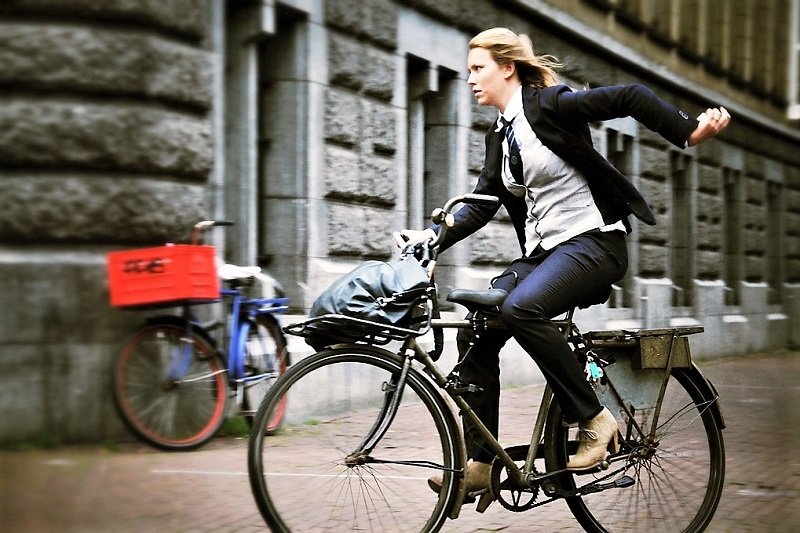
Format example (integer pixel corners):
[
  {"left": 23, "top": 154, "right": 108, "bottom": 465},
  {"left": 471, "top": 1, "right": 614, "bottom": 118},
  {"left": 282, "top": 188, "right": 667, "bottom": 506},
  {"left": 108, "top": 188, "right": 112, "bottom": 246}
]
[{"left": 498, "top": 448, "right": 639, "bottom": 511}]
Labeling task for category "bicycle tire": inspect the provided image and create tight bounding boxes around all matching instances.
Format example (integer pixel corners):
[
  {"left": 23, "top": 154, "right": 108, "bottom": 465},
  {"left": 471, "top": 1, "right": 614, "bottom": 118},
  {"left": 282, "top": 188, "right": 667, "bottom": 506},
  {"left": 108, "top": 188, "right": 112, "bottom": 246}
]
[
  {"left": 247, "top": 345, "right": 462, "bottom": 532},
  {"left": 242, "top": 313, "right": 289, "bottom": 433},
  {"left": 112, "top": 321, "right": 229, "bottom": 450},
  {"left": 543, "top": 367, "right": 725, "bottom": 532}
]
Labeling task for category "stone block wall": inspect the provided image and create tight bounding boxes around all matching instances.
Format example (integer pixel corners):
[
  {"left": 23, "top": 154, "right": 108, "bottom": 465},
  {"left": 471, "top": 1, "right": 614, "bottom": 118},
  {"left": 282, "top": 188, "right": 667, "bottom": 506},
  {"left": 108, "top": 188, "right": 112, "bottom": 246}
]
[
  {"left": 1, "top": 0, "right": 798, "bottom": 446},
  {"left": 0, "top": 1, "right": 213, "bottom": 244},
  {"left": 322, "top": 2, "right": 399, "bottom": 258},
  {"left": 696, "top": 162, "right": 723, "bottom": 279},
  {"left": 311, "top": 0, "right": 799, "bottom": 353},
  {"left": 788, "top": 176, "right": 800, "bottom": 283},
  {"left": 0, "top": 0, "right": 214, "bottom": 443}
]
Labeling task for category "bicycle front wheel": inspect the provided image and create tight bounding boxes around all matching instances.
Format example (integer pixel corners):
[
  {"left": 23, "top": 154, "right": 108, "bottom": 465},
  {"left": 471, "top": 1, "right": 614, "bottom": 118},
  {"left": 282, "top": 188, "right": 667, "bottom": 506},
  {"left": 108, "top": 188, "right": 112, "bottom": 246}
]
[
  {"left": 113, "top": 321, "right": 229, "bottom": 450},
  {"left": 544, "top": 367, "right": 725, "bottom": 532},
  {"left": 248, "top": 345, "right": 462, "bottom": 533},
  {"left": 242, "top": 313, "right": 289, "bottom": 433}
]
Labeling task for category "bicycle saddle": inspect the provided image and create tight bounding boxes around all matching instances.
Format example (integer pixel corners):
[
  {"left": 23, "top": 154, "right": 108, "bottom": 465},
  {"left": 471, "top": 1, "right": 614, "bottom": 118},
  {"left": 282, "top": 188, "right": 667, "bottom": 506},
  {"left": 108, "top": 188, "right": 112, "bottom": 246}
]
[
  {"left": 447, "top": 288, "right": 508, "bottom": 311},
  {"left": 218, "top": 263, "right": 262, "bottom": 281}
]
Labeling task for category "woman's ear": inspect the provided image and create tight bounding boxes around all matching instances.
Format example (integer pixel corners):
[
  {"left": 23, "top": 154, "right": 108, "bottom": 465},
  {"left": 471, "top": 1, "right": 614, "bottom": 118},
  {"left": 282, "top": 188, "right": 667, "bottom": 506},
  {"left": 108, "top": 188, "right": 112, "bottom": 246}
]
[{"left": 503, "top": 61, "right": 517, "bottom": 80}]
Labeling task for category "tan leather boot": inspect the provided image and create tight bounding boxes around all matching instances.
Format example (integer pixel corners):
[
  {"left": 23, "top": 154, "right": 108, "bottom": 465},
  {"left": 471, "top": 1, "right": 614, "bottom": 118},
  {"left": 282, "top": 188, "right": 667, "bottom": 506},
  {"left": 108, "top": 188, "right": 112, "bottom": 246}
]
[
  {"left": 428, "top": 460, "right": 494, "bottom": 511},
  {"left": 566, "top": 407, "right": 619, "bottom": 471}
]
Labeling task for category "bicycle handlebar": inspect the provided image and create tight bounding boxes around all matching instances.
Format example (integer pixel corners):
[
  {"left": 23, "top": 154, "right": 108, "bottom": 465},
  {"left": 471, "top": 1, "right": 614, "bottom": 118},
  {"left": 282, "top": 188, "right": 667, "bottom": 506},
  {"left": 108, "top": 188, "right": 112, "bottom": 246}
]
[
  {"left": 191, "top": 220, "right": 235, "bottom": 245},
  {"left": 446, "top": 193, "right": 500, "bottom": 210},
  {"left": 394, "top": 193, "right": 499, "bottom": 267},
  {"left": 430, "top": 193, "right": 498, "bottom": 249}
]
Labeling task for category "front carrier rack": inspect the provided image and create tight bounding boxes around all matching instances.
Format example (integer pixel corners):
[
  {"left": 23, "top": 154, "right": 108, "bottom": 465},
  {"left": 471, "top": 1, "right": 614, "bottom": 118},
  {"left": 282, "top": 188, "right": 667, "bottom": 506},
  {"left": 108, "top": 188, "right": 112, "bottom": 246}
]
[{"left": 284, "top": 313, "right": 432, "bottom": 346}]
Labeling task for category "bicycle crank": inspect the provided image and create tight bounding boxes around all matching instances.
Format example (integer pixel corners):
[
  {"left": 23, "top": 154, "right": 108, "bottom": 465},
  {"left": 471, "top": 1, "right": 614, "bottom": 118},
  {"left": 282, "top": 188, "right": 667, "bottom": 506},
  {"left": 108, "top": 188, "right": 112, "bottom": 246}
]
[{"left": 551, "top": 474, "right": 635, "bottom": 499}]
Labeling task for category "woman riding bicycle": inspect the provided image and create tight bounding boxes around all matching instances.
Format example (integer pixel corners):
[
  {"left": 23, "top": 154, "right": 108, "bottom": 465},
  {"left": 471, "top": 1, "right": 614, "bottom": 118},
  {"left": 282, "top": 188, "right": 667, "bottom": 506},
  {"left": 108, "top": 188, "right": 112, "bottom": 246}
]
[{"left": 399, "top": 27, "right": 730, "bottom": 510}]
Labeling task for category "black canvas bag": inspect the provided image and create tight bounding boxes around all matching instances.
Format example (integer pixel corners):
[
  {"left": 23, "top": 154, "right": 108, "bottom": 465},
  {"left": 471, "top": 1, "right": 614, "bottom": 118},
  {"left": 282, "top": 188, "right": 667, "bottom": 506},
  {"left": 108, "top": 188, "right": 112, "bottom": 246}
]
[{"left": 310, "top": 257, "right": 431, "bottom": 326}]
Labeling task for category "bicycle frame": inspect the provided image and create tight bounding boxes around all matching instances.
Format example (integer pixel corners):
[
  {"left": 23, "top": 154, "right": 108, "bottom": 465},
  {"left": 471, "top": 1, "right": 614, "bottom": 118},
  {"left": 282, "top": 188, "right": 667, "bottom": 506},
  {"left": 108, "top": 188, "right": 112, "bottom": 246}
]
[
  {"left": 222, "top": 289, "right": 288, "bottom": 383},
  {"left": 344, "top": 309, "right": 571, "bottom": 492},
  {"left": 165, "top": 290, "right": 288, "bottom": 388},
  {"left": 352, "top": 310, "right": 718, "bottom": 500},
  {"left": 221, "top": 288, "right": 289, "bottom": 384},
  {"left": 407, "top": 315, "right": 571, "bottom": 490},
  {"left": 255, "top": 194, "right": 726, "bottom": 530}
]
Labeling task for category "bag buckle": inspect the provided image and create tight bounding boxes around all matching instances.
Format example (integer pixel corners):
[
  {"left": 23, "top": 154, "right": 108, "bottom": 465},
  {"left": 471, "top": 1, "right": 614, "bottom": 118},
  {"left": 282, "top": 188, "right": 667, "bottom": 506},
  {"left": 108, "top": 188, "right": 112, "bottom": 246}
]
[{"left": 376, "top": 295, "right": 395, "bottom": 307}]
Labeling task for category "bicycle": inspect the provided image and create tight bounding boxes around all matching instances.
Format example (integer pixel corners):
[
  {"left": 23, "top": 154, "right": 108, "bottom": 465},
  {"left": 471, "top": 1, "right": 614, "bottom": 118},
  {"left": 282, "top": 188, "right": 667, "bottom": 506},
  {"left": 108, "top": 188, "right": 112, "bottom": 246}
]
[
  {"left": 110, "top": 221, "right": 291, "bottom": 450},
  {"left": 247, "top": 194, "right": 726, "bottom": 532}
]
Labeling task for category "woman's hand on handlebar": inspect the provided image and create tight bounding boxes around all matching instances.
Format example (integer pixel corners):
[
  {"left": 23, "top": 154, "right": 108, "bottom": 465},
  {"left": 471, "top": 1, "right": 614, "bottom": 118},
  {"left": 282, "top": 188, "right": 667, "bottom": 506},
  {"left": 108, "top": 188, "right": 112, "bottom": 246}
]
[{"left": 392, "top": 228, "right": 437, "bottom": 250}]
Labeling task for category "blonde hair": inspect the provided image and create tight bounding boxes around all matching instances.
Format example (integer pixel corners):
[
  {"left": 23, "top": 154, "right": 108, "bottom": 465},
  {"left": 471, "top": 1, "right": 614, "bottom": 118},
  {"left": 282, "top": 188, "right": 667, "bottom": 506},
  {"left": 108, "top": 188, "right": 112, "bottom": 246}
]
[{"left": 469, "top": 27, "right": 561, "bottom": 88}]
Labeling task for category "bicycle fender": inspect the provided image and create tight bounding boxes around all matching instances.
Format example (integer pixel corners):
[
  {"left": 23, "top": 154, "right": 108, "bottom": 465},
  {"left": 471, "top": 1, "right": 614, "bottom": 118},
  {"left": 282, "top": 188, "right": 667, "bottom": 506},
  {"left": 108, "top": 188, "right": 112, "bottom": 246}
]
[
  {"left": 143, "top": 315, "right": 222, "bottom": 357},
  {"left": 682, "top": 364, "right": 726, "bottom": 430}
]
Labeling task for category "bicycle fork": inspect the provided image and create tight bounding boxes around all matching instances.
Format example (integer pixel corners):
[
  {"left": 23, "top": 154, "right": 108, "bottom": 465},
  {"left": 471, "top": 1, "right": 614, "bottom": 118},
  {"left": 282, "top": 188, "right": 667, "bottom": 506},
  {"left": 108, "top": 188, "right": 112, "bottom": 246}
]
[{"left": 345, "top": 353, "right": 414, "bottom": 466}]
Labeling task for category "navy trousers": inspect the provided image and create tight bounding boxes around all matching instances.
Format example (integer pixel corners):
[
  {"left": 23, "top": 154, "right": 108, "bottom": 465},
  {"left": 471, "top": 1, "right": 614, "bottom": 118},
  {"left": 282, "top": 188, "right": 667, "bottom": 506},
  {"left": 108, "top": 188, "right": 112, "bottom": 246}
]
[{"left": 457, "top": 229, "right": 628, "bottom": 463}]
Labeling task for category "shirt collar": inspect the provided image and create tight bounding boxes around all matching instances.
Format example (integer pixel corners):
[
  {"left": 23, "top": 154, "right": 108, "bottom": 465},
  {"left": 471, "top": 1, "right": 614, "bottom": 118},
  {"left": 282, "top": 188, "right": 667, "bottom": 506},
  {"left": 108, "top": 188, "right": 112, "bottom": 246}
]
[{"left": 495, "top": 85, "right": 523, "bottom": 131}]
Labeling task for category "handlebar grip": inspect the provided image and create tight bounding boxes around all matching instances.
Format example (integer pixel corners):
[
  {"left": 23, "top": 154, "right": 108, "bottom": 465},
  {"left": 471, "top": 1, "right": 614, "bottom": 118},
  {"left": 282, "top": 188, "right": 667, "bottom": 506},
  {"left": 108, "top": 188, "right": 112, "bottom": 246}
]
[
  {"left": 190, "top": 220, "right": 235, "bottom": 244},
  {"left": 392, "top": 231, "right": 409, "bottom": 247},
  {"left": 193, "top": 220, "right": 235, "bottom": 229}
]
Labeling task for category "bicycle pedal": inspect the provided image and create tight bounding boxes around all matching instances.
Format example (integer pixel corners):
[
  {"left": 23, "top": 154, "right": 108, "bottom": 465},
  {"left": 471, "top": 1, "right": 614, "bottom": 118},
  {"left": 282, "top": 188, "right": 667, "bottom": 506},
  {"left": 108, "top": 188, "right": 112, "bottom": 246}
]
[
  {"left": 587, "top": 475, "right": 636, "bottom": 494},
  {"left": 447, "top": 384, "right": 483, "bottom": 395},
  {"left": 613, "top": 475, "right": 635, "bottom": 489}
]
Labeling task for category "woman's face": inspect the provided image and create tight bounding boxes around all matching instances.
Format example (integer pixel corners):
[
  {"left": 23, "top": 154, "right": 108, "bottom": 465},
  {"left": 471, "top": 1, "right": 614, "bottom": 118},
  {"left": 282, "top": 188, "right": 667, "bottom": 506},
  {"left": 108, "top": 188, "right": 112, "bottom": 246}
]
[{"left": 467, "top": 47, "right": 513, "bottom": 110}]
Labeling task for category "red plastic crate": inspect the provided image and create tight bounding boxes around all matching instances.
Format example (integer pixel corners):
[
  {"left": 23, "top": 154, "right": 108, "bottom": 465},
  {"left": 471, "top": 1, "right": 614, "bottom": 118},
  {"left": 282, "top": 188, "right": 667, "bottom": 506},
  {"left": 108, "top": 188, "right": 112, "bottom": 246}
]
[{"left": 107, "top": 244, "right": 220, "bottom": 308}]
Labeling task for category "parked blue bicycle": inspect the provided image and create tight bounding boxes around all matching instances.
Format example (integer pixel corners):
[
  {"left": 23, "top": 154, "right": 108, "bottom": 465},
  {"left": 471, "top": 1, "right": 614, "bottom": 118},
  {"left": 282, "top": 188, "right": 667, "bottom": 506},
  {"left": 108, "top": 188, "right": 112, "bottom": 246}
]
[{"left": 112, "top": 221, "right": 290, "bottom": 450}]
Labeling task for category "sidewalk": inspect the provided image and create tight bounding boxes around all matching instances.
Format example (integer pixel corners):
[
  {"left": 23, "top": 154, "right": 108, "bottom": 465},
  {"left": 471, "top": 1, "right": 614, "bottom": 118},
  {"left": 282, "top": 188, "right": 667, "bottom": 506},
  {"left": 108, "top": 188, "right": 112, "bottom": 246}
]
[{"left": 1, "top": 351, "right": 798, "bottom": 532}]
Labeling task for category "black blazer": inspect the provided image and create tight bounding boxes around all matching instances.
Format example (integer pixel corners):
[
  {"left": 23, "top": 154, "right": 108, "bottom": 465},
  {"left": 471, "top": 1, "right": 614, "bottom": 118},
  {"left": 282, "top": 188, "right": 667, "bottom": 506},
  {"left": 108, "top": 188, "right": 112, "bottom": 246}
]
[{"left": 437, "top": 84, "right": 698, "bottom": 254}]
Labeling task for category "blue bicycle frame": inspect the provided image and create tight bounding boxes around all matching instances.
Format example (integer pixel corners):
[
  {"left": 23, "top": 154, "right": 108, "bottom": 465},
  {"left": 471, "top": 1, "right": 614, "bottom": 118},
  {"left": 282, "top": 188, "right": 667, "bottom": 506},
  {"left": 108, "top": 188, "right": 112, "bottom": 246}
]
[{"left": 223, "top": 287, "right": 289, "bottom": 384}]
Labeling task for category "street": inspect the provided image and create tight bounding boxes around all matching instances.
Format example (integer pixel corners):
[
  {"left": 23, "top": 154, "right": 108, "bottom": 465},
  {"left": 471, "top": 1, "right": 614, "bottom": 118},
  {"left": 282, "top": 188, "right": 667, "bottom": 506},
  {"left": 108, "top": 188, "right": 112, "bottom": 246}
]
[{"left": 2, "top": 350, "right": 798, "bottom": 532}]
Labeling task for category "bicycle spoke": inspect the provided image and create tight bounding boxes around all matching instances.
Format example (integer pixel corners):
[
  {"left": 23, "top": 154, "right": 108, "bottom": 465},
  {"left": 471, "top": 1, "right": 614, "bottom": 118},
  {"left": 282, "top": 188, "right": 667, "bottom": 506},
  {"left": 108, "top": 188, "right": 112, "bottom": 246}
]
[
  {"left": 242, "top": 315, "right": 289, "bottom": 433},
  {"left": 113, "top": 324, "right": 229, "bottom": 449},
  {"left": 248, "top": 348, "right": 459, "bottom": 532},
  {"left": 546, "top": 368, "right": 724, "bottom": 532}
]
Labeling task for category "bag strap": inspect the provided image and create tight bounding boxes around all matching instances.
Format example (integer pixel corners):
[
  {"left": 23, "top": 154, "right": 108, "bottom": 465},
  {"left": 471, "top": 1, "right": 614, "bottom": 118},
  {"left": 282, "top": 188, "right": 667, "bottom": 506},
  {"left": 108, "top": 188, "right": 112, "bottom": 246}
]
[
  {"left": 426, "top": 275, "right": 443, "bottom": 361},
  {"left": 376, "top": 285, "right": 431, "bottom": 307}
]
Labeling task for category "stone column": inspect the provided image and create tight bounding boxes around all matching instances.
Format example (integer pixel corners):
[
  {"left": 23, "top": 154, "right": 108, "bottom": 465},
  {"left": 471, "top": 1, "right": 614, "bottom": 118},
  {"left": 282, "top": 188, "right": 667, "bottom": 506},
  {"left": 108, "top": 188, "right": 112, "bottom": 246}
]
[{"left": 787, "top": 284, "right": 800, "bottom": 348}]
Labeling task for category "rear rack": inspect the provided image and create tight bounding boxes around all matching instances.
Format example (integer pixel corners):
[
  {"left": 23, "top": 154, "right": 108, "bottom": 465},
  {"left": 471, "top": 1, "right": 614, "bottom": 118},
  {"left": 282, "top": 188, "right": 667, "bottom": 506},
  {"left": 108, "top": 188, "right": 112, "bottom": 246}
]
[{"left": 585, "top": 326, "right": 705, "bottom": 370}]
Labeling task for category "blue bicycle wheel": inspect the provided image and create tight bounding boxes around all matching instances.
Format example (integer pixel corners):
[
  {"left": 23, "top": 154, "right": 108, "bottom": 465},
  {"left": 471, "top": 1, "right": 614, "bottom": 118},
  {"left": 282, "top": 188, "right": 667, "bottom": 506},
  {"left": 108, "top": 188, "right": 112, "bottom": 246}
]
[{"left": 113, "top": 321, "right": 229, "bottom": 450}]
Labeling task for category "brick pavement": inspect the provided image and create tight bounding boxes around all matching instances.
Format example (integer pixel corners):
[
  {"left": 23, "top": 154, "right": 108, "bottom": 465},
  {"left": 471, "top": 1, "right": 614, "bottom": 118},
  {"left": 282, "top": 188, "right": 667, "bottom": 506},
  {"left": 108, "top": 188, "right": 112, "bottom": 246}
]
[{"left": 1, "top": 351, "right": 798, "bottom": 532}]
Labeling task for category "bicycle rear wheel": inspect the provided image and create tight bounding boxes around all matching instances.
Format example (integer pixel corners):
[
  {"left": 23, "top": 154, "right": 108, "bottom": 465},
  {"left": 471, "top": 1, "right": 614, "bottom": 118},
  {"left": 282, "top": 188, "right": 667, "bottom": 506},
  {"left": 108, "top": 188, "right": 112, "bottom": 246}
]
[
  {"left": 248, "top": 345, "right": 462, "bottom": 533},
  {"left": 544, "top": 367, "right": 725, "bottom": 532},
  {"left": 113, "top": 321, "right": 229, "bottom": 450},
  {"left": 242, "top": 314, "right": 289, "bottom": 433}
]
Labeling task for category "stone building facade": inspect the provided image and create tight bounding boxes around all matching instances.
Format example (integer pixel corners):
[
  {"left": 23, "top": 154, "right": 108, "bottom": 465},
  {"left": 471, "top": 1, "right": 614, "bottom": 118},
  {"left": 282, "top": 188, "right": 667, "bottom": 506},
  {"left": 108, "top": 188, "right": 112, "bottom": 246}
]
[{"left": 0, "top": 0, "right": 798, "bottom": 444}]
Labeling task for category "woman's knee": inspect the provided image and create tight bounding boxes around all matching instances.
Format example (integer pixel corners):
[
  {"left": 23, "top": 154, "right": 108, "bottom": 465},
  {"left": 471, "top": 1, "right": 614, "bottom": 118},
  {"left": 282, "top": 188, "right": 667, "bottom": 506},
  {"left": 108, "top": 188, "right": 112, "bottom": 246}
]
[{"left": 499, "top": 292, "right": 548, "bottom": 327}]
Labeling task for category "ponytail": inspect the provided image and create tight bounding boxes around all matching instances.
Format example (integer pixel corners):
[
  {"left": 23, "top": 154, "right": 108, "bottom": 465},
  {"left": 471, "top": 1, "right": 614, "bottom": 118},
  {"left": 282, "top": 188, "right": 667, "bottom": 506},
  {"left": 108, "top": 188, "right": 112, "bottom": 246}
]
[{"left": 469, "top": 27, "right": 561, "bottom": 88}]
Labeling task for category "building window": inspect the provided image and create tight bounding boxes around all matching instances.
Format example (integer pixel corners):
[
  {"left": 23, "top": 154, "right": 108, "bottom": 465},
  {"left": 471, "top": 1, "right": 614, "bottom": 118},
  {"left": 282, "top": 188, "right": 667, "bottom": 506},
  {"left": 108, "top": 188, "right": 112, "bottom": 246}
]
[
  {"left": 406, "top": 57, "right": 459, "bottom": 230},
  {"left": 256, "top": 9, "right": 307, "bottom": 270},
  {"left": 789, "top": 0, "right": 800, "bottom": 118},
  {"left": 671, "top": 153, "right": 693, "bottom": 307},
  {"left": 606, "top": 128, "right": 635, "bottom": 308},
  {"left": 723, "top": 168, "right": 743, "bottom": 305},
  {"left": 767, "top": 181, "right": 784, "bottom": 304}
]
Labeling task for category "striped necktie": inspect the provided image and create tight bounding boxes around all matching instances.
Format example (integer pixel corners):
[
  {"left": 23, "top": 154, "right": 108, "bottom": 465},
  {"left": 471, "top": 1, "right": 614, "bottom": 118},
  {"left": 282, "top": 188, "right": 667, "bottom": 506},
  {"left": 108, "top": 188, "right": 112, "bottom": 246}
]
[{"left": 500, "top": 117, "right": 523, "bottom": 184}]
